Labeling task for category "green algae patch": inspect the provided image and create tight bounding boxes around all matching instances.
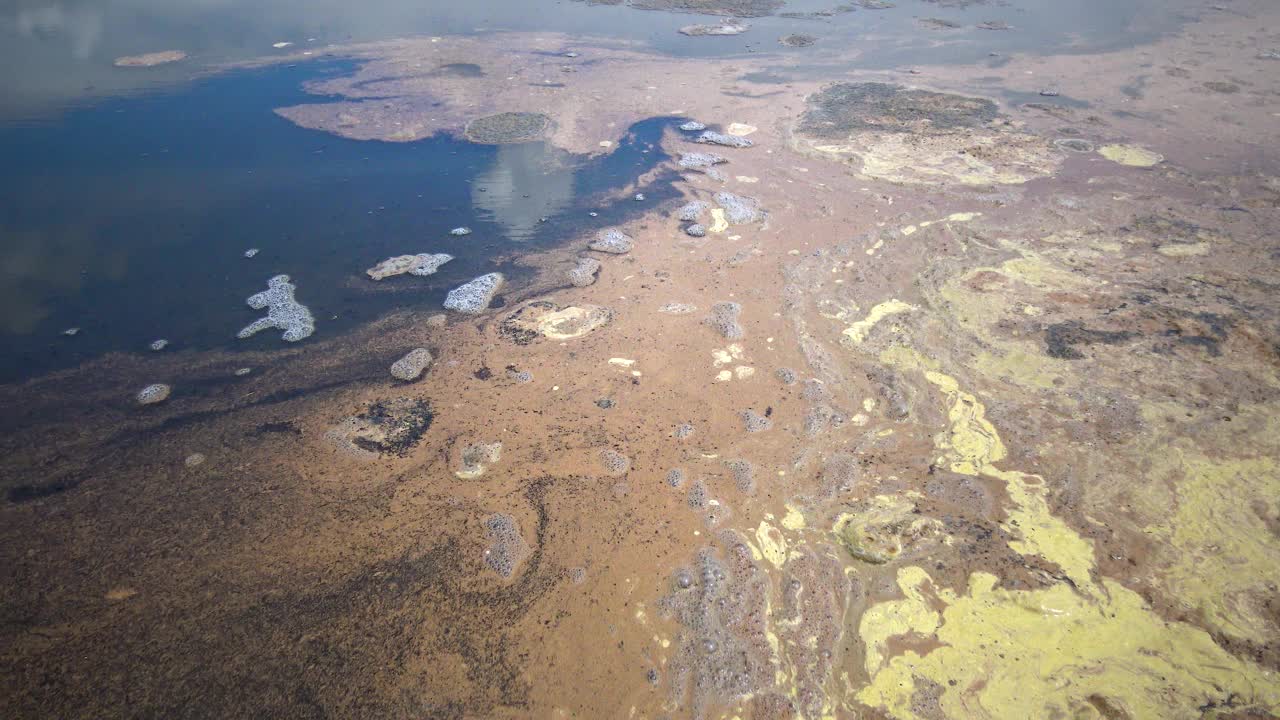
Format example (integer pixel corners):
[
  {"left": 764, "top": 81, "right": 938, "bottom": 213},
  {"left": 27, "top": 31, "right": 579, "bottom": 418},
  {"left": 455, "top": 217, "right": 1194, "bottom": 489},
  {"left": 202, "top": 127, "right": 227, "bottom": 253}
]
[
  {"left": 857, "top": 569, "right": 1280, "bottom": 719},
  {"left": 755, "top": 519, "right": 788, "bottom": 568},
  {"left": 1147, "top": 451, "right": 1280, "bottom": 642},
  {"left": 858, "top": 566, "right": 941, "bottom": 676},
  {"left": 928, "top": 367, "right": 1098, "bottom": 589},
  {"left": 1100, "top": 143, "right": 1164, "bottom": 167},
  {"left": 861, "top": 344, "right": 1280, "bottom": 718},
  {"left": 843, "top": 299, "right": 915, "bottom": 344},
  {"left": 1133, "top": 403, "right": 1280, "bottom": 646},
  {"left": 1157, "top": 241, "right": 1211, "bottom": 257},
  {"left": 879, "top": 346, "right": 1097, "bottom": 588}
]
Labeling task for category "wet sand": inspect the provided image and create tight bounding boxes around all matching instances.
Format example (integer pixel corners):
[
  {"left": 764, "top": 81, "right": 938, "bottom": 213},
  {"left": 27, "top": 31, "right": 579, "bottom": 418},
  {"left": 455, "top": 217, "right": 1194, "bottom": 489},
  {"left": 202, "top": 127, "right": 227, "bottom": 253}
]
[{"left": 3, "top": 0, "right": 1280, "bottom": 718}]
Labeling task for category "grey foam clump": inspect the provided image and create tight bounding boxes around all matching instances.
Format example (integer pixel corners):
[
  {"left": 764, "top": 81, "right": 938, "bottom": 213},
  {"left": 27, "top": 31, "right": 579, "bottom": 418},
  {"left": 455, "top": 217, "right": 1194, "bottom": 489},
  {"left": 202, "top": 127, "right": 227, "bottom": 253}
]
[
  {"left": 658, "top": 543, "right": 773, "bottom": 717},
  {"left": 742, "top": 410, "right": 772, "bottom": 433},
  {"left": 443, "top": 272, "right": 504, "bottom": 314},
  {"left": 820, "top": 453, "right": 861, "bottom": 497},
  {"left": 674, "top": 422, "right": 695, "bottom": 439},
  {"left": 697, "top": 131, "right": 754, "bottom": 148},
  {"left": 679, "top": 121, "right": 707, "bottom": 131},
  {"left": 458, "top": 442, "right": 502, "bottom": 478},
  {"left": 237, "top": 274, "right": 315, "bottom": 342},
  {"left": 659, "top": 303, "right": 698, "bottom": 315},
  {"left": 390, "top": 347, "right": 433, "bottom": 381},
  {"left": 679, "top": 21, "right": 748, "bottom": 36},
  {"left": 568, "top": 257, "right": 602, "bottom": 287},
  {"left": 136, "top": 383, "right": 171, "bottom": 405},
  {"left": 676, "top": 200, "right": 710, "bottom": 222},
  {"left": 600, "top": 448, "right": 631, "bottom": 476},
  {"left": 687, "top": 479, "right": 709, "bottom": 509},
  {"left": 450, "top": 227, "right": 472, "bottom": 236},
  {"left": 802, "top": 378, "right": 829, "bottom": 403},
  {"left": 805, "top": 405, "right": 847, "bottom": 436},
  {"left": 366, "top": 252, "right": 453, "bottom": 280},
  {"left": 678, "top": 152, "right": 727, "bottom": 171},
  {"left": 776, "top": 367, "right": 798, "bottom": 385},
  {"left": 483, "top": 513, "right": 530, "bottom": 579},
  {"left": 149, "top": 339, "right": 169, "bottom": 351},
  {"left": 705, "top": 301, "right": 744, "bottom": 340},
  {"left": 666, "top": 468, "right": 687, "bottom": 488},
  {"left": 726, "top": 458, "right": 755, "bottom": 493},
  {"left": 685, "top": 224, "right": 707, "bottom": 237},
  {"left": 588, "top": 228, "right": 634, "bottom": 254},
  {"left": 714, "top": 192, "right": 766, "bottom": 224},
  {"left": 507, "top": 367, "right": 533, "bottom": 383}
]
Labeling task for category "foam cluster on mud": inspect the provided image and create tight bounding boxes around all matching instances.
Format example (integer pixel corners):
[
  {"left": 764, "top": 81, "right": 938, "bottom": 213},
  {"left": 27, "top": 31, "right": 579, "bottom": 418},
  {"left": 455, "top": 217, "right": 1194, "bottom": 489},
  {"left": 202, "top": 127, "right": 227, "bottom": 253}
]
[
  {"left": 725, "top": 458, "right": 755, "bottom": 492},
  {"left": 741, "top": 410, "right": 772, "bottom": 433},
  {"left": 713, "top": 192, "right": 765, "bottom": 224},
  {"left": 696, "top": 131, "right": 753, "bottom": 148},
  {"left": 136, "top": 383, "right": 171, "bottom": 405},
  {"left": 457, "top": 442, "right": 502, "bottom": 479},
  {"left": 588, "top": 228, "right": 634, "bottom": 254},
  {"left": 599, "top": 448, "right": 631, "bottom": 476},
  {"left": 818, "top": 452, "right": 861, "bottom": 498},
  {"left": 444, "top": 273, "right": 504, "bottom": 313},
  {"left": 660, "top": 540, "right": 773, "bottom": 718},
  {"left": 705, "top": 302, "right": 744, "bottom": 339},
  {"left": 366, "top": 252, "right": 453, "bottom": 280},
  {"left": 237, "top": 274, "right": 315, "bottom": 342},
  {"left": 568, "top": 257, "right": 601, "bottom": 287},
  {"left": 676, "top": 200, "right": 711, "bottom": 222},
  {"left": 687, "top": 479, "right": 709, "bottom": 509},
  {"left": 678, "top": 152, "right": 728, "bottom": 181},
  {"left": 390, "top": 348, "right": 433, "bottom": 381},
  {"left": 666, "top": 468, "right": 687, "bottom": 488},
  {"left": 483, "top": 513, "right": 530, "bottom": 579}
]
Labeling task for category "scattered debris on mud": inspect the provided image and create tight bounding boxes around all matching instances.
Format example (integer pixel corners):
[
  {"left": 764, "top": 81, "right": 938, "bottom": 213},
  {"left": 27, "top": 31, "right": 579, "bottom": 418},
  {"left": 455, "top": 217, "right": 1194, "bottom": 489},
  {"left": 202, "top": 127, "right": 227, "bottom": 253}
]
[{"left": 326, "top": 397, "right": 434, "bottom": 457}]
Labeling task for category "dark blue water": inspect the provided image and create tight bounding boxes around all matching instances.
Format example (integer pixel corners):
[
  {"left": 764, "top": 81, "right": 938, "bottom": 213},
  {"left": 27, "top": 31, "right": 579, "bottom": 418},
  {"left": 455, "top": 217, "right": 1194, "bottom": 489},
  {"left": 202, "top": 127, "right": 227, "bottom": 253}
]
[{"left": 0, "top": 61, "right": 679, "bottom": 383}]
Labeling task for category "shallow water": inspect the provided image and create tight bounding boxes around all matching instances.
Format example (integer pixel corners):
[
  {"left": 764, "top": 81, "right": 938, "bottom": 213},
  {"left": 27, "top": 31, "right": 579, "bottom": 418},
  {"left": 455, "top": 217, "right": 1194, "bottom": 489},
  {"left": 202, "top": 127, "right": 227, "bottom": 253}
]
[
  {"left": 0, "top": 60, "right": 678, "bottom": 382},
  {"left": 4, "top": 0, "right": 1181, "bottom": 119}
]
